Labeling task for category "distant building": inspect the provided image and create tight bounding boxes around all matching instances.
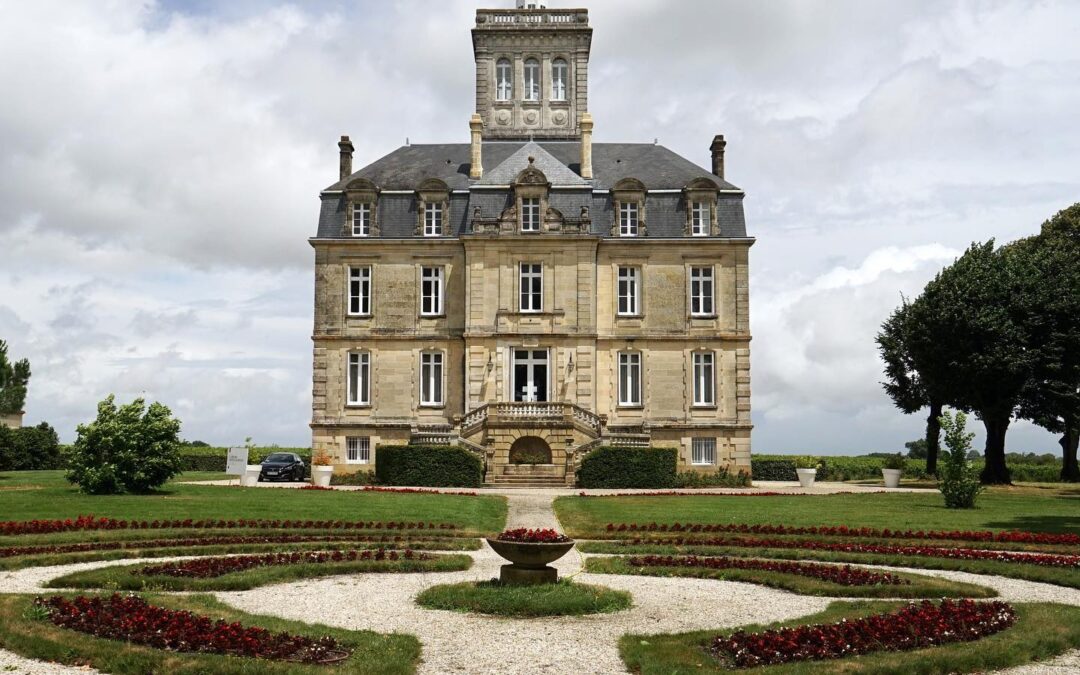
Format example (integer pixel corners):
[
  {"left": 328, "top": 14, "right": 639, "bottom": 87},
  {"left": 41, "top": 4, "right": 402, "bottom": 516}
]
[{"left": 310, "top": 4, "right": 753, "bottom": 485}]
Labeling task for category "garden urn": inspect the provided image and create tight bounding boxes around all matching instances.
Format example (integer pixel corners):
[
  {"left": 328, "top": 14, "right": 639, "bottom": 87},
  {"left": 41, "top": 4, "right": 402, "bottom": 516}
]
[
  {"left": 241, "top": 465, "right": 262, "bottom": 487},
  {"left": 486, "top": 529, "right": 575, "bottom": 585},
  {"left": 312, "top": 465, "right": 334, "bottom": 487},
  {"left": 795, "top": 468, "right": 817, "bottom": 488},
  {"left": 882, "top": 468, "right": 902, "bottom": 489}
]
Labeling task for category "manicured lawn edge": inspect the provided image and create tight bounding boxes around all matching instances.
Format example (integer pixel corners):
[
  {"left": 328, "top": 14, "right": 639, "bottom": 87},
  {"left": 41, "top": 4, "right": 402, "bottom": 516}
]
[
  {"left": 0, "top": 592, "right": 420, "bottom": 674},
  {"left": 619, "top": 601, "right": 1080, "bottom": 674},
  {"left": 47, "top": 553, "right": 473, "bottom": 592},
  {"left": 415, "top": 580, "right": 633, "bottom": 617},
  {"left": 584, "top": 556, "right": 996, "bottom": 598}
]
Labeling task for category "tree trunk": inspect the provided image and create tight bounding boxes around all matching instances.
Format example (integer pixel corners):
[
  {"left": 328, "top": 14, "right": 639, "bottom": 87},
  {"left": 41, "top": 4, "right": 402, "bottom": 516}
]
[
  {"left": 1061, "top": 418, "right": 1080, "bottom": 483},
  {"left": 924, "top": 400, "right": 942, "bottom": 476},
  {"left": 980, "top": 414, "right": 1012, "bottom": 485}
]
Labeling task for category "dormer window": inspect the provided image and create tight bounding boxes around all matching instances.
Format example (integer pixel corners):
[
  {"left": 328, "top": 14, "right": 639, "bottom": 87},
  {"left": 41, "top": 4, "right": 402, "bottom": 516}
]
[
  {"left": 683, "top": 177, "right": 720, "bottom": 237},
  {"left": 691, "top": 202, "right": 709, "bottom": 236},
  {"left": 521, "top": 198, "right": 541, "bottom": 232},
  {"left": 523, "top": 59, "right": 540, "bottom": 101},
  {"left": 612, "top": 177, "right": 647, "bottom": 237},
  {"left": 353, "top": 203, "right": 371, "bottom": 237},
  {"left": 415, "top": 178, "right": 450, "bottom": 238},
  {"left": 551, "top": 59, "right": 568, "bottom": 101},
  {"left": 344, "top": 177, "right": 380, "bottom": 238},
  {"left": 496, "top": 58, "right": 513, "bottom": 101},
  {"left": 619, "top": 202, "right": 639, "bottom": 236},
  {"left": 424, "top": 203, "right": 442, "bottom": 236}
]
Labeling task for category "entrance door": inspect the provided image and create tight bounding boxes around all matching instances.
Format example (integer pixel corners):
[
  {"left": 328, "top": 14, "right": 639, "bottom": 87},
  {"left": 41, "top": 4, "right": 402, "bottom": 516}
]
[{"left": 512, "top": 349, "right": 548, "bottom": 402}]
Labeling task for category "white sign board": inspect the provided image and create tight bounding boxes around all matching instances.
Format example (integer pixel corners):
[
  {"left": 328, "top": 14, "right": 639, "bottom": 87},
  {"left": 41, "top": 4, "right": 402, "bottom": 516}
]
[{"left": 226, "top": 447, "right": 249, "bottom": 476}]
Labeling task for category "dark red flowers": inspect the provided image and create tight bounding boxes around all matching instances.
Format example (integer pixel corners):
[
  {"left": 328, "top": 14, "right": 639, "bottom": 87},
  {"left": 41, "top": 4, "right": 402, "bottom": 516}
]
[
  {"left": 361, "top": 487, "right": 479, "bottom": 496},
  {"left": 497, "top": 528, "right": 572, "bottom": 543},
  {"left": 35, "top": 594, "right": 348, "bottom": 663},
  {"left": 137, "top": 548, "right": 425, "bottom": 578},
  {"left": 627, "top": 555, "right": 909, "bottom": 587},
  {"left": 0, "top": 515, "right": 456, "bottom": 537},
  {"left": 712, "top": 599, "right": 1016, "bottom": 667}
]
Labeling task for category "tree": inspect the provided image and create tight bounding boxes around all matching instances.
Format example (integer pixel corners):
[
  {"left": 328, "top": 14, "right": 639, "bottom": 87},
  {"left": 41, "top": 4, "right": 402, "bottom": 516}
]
[
  {"left": 0, "top": 340, "right": 30, "bottom": 415},
  {"left": 66, "top": 396, "right": 183, "bottom": 494},
  {"left": 937, "top": 410, "right": 984, "bottom": 508},
  {"left": 904, "top": 438, "right": 928, "bottom": 460}
]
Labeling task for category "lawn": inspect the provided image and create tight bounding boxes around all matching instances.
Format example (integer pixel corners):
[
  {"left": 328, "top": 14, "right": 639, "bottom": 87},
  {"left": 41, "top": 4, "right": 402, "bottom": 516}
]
[{"left": 415, "top": 579, "right": 633, "bottom": 617}]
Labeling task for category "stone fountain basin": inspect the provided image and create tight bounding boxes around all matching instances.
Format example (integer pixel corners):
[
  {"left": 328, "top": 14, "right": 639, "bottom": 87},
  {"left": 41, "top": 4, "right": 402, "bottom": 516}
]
[{"left": 486, "top": 538, "right": 576, "bottom": 569}]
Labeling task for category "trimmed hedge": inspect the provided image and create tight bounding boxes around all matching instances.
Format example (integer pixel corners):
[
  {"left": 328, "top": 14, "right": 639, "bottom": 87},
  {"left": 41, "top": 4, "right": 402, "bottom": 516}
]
[
  {"left": 0, "top": 422, "right": 63, "bottom": 471},
  {"left": 175, "top": 447, "right": 311, "bottom": 473},
  {"left": 375, "top": 445, "right": 483, "bottom": 488},
  {"left": 577, "top": 446, "right": 677, "bottom": 489}
]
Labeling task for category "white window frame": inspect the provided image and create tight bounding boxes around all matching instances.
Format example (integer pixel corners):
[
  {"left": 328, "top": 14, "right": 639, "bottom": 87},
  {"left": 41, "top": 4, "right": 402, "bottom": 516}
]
[
  {"left": 496, "top": 58, "right": 513, "bottom": 101},
  {"left": 420, "top": 266, "right": 444, "bottom": 317},
  {"left": 424, "top": 202, "right": 442, "bottom": 237},
  {"left": 551, "top": 58, "right": 568, "bottom": 101},
  {"left": 692, "top": 437, "right": 716, "bottom": 465},
  {"left": 690, "top": 266, "right": 715, "bottom": 317},
  {"left": 521, "top": 197, "right": 541, "bottom": 232},
  {"left": 619, "top": 201, "right": 639, "bottom": 237},
  {"left": 523, "top": 58, "right": 540, "bottom": 101},
  {"left": 618, "top": 351, "right": 642, "bottom": 407},
  {"left": 691, "top": 201, "right": 710, "bottom": 236},
  {"left": 693, "top": 351, "right": 716, "bottom": 407},
  {"left": 346, "top": 436, "right": 370, "bottom": 464},
  {"left": 346, "top": 351, "right": 370, "bottom": 406},
  {"left": 519, "top": 263, "right": 543, "bottom": 313},
  {"left": 352, "top": 203, "right": 371, "bottom": 237},
  {"left": 347, "top": 266, "right": 371, "bottom": 317},
  {"left": 617, "top": 266, "right": 641, "bottom": 316},
  {"left": 420, "top": 351, "right": 444, "bottom": 407}
]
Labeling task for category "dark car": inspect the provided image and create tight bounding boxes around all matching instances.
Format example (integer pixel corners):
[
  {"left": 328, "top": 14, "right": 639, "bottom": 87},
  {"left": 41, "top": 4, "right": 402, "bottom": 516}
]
[{"left": 259, "top": 452, "right": 306, "bottom": 482}]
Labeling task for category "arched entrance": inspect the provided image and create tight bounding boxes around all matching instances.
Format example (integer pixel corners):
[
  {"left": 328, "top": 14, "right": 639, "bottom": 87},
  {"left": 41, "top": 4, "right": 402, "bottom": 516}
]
[{"left": 509, "top": 436, "right": 552, "bottom": 465}]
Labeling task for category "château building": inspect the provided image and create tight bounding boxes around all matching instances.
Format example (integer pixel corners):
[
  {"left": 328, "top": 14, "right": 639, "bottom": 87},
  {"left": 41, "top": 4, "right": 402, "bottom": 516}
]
[{"left": 310, "top": 1, "right": 753, "bottom": 486}]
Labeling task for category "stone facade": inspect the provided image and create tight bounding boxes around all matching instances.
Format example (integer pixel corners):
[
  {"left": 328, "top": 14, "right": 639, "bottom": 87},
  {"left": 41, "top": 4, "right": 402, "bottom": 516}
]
[{"left": 0, "top": 412, "right": 23, "bottom": 429}]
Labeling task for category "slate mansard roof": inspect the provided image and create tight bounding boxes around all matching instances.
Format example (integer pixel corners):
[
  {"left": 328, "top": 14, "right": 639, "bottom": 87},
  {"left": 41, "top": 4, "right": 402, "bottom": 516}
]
[{"left": 315, "top": 141, "right": 749, "bottom": 240}]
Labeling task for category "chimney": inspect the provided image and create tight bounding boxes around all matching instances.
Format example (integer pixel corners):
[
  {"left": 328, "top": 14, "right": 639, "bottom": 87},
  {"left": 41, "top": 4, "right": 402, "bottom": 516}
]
[
  {"left": 710, "top": 134, "right": 726, "bottom": 180},
  {"left": 580, "top": 113, "right": 594, "bottom": 180},
  {"left": 338, "top": 135, "right": 354, "bottom": 181},
  {"left": 469, "top": 114, "right": 484, "bottom": 179}
]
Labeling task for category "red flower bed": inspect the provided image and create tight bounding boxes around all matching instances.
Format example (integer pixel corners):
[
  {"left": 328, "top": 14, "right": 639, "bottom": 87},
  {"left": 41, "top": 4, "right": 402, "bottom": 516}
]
[
  {"left": 496, "top": 528, "right": 572, "bottom": 544},
  {"left": 712, "top": 599, "right": 1016, "bottom": 668},
  {"left": 362, "top": 487, "right": 479, "bottom": 496},
  {"left": 612, "top": 535, "right": 1080, "bottom": 568},
  {"left": 578, "top": 491, "right": 889, "bottom": 498},
  {"left": 627, "top": 555, "right": 909, "bottom": 587},
  {"left": 603, "top": 521, "right": 1080, "bottom": 546},
  {"left": 138, "top": 548, "right": 427, "bottom": 578},
  {"left": 35, "top": 594, "right": 347, "bottom": 663},
  {"left": 299, "top": 485, "right": 334, "bottom": 491},
  {"left": 0, "top": 515, "right": 456, "bottom": 537}
]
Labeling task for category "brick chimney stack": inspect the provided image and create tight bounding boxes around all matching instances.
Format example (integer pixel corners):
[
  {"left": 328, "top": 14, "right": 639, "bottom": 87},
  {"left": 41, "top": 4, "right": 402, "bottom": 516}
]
[
  {"left": 338, "top": 135, "right": 354, "bottom": 181},
  {"left": 710, "top": 134, "right": 726, "bottom": 180}
]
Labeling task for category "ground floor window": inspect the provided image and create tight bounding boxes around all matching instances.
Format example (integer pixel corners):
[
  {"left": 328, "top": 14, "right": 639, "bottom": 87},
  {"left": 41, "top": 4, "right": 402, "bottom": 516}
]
[
  {"left": 346, "top": 436, "right": 370, "bottom": 464},
  {"left": 420, "top": 351, "right": 444, "bottom": 406},
  {"left": 692, "top": 437, "right": 716, "bottom": 465},
  {"left": 618, "top": 351, "right": 642, "bottom": 406}
]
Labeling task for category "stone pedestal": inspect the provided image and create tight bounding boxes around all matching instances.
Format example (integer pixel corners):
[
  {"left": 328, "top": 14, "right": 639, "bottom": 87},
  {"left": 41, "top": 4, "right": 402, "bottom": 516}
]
[{"left": 500, "top": 563, "right": 558, "bottom": 585}]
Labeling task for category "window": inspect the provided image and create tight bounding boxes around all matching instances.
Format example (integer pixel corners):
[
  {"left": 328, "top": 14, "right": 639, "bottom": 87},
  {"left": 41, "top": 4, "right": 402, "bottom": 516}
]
[
  {"left": 551, "top": 58, "right": 568, "bottom": 100},
  {"left": 348, "top": 266, "right": 371, "bottom": 316},
  {"left": 420, "top": 267, "right": 443, "bottom": 316},
  {"left": 521, "top": 197, "right": 540, "bottom": 232},
  {"left": 520, "top": 263, "right": 543, "bottom": 312},
  {"left": 420, "top": 352, "right": 444, "bottom": 406},
  {"left": 352, "top": 203, "right": 371, "bottom": 237},
  {"left": 692, "top": 437, "right": 716, "bottom": 465},
  {"left": 346, "top": 437, "right": 370, "bottom": 464},
  {"left": 691, "top": 201, "right": 710, "bottom": 236},
  {"left": 523, "top": 58, "right": 540, "bottom": 101},
  {"left": 690, "top": 266, "right": 714, "bottom": 316},
  {"left": 423, "top": 202, "right": 442, "bottom": 236},
  {"left": 693, "top": 352, "right": 715, "bottom": 406},
  {"left": 346, "top": 352, "right": 370, "bottom": 406},
  {"left": 619, "top": 201, "right": 639, "bottom": 236},
  {"left": 618, "top": 352, "right": 642, "bottom": 406},
  {"left": 496, "top": 58, "right": 513, "bottom": 101},
  {"left": 617, "top": 266, "right": 640, "bottom": 316}
]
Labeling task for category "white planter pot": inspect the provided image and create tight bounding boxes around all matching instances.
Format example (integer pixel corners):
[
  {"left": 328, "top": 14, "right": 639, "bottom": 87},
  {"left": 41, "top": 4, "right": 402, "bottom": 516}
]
[
  {"left": 241, "top": 465, "right": 262, "bottom": 487},
  {"left": 312, "top": 465, "right": 334, "bottom": 487},
  {"left": 796, "top": 468, "right": 817, "bottom": 488},
  {"left": 882, "top": 468, "right": 902, "bottom": 488}
]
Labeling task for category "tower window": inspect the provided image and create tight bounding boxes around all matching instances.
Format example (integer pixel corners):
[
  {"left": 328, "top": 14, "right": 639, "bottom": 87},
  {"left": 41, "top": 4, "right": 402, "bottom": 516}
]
[
  {"left": 523, "top": 59, "right": 540, "bottom": 102},
  {"left": 496, "top": 58, "right": 513, "bottom": 101},
  {"left": 551, "top": 59, "right": 568, "bottom": 101}
]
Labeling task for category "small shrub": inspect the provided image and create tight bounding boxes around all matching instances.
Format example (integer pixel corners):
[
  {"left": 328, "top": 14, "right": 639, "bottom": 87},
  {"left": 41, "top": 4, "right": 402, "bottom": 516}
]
[
  {"left": 883, "top": 453, "right": 906, "bottom": 471},
  {"left": 938, "top": 410, "right": 984, "bottom": 509},
  {"left": 510, "top": 449, "right": 550, "bottom": 465},
  {"left": 577, "top": 446, "right": 677, "bottom": 489},
  {"left": 330, "top": 470, "right": 376, "bottom": 486},
  {"left": 794, "top": 455, "right": 820, "bottom": 470},
  {"left": 375, "top": 446, "right": 483, "bottom": 488},
  {"left": 674, "top": 467, "right": 751, "bottom": 488}
]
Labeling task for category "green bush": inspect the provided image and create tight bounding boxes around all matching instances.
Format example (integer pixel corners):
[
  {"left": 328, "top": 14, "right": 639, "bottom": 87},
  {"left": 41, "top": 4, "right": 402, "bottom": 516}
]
[
  {"left": 750, "top": 458, "right": 797, "bottom": 481},
  {"left": 674, "top": 467, "right": 751, "bottom": 488},
  {"left": 375, "top": 445, "right": 483, "bottom": 487},
  {"left": 330, "top": 470, "right": 376, "bottom": 486},
  {"left": 883, "top": 453, "right": 906, "bottom": 470},
  {"left": 577, "top": 446, "right": 677, "bottom": 489},
  {"left": 938, "top": 411, "right": 984, "bottom": 509},
  {"left": 0, "top": 422, "right": 62, "bottom": 471}
]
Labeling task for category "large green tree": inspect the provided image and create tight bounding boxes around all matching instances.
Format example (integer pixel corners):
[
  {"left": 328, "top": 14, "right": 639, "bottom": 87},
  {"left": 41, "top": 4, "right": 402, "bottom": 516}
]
[{"left": 0, "top": 340, "right": 30, "bottom": 415}]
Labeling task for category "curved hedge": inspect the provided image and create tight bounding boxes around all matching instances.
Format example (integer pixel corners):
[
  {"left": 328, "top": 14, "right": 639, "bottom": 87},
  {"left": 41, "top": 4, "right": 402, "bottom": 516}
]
[
  {"left": 577, "top": 446, "right": 677, "bottom": 489},
  {"left": 375, "top": 446, "right": 483, "bottom": 488}
]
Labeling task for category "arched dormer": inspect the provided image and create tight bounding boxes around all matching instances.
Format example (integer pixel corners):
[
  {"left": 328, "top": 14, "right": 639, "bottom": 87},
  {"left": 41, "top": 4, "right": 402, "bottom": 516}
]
[
  {"left": 612, "top": 177, "right": 647, "bottom": 237},
  {"left": 512, "top": 158, "right": 550, "bottom": 233},
  {"left": 683, "top": 177, "right": 720, "bottom": 237},
  {"left": 416, "top": 178, "right": 450, "bottom": 237},
  {"left": 344, "top": 177, "right": 380, "bottom": 237}
]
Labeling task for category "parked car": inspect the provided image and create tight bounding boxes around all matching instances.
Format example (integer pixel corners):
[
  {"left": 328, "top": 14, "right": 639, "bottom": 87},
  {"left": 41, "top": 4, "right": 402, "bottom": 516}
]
[{"left": 259, "top": 452, "right": 306, "bottom": 482}]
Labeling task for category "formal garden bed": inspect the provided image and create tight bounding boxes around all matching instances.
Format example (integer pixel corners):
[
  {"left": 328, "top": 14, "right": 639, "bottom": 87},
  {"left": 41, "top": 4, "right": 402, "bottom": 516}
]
[{"left": 415, "top": 579, "right": 632, "bottom": 617}]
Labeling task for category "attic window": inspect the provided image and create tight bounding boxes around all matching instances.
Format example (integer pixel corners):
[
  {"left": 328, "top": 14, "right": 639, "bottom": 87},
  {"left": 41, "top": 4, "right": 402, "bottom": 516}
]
[
  {"left": 521, "top": 198, "right": 541, "bottom": 232},
  {"left": 424, "top": 203, "right": 443, "bottom": 236}
]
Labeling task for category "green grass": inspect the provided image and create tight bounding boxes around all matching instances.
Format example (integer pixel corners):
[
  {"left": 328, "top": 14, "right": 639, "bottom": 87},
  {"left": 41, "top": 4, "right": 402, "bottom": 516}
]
[
  {"left": 619, "top": 601, "right": 1080, "bottom": 674},
  {"left": 0, "top": 592, "right": 420, "bottom": 674},
  {"left": 0, "top": 470, "right": 506, "bottom": 534},
  {"left": 585, "top": 556, "right": 996, "bottom": 598},
  {"left": 415, "top": 579, "right": 633, "bottom": 617},
  {"left": 47, "top": 553, "right": 473, "bottom": 592}
]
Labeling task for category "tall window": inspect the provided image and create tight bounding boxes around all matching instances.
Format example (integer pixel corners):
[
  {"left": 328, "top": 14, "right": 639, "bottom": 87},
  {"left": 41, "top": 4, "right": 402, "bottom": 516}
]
[
  {"left": 691, "top": 201, "right": 710, "bottom": 236},
  {"left": 521, "top": 198, "right": 540, "bottom": 232},
  {"left": 352, "top": 203, "right": 371, "bottom": 237},
  {"left": 523, "top": 59, "right": 540, "bottom": 101},
  {"left": 496, "top": 58, "right": 513, "bottom": 101},
  {"left": 617, "top": 266, "right": 640, "bottom": 316},
  {"left": 346, "top": 436, "right": 370, "bottom": 464},
  {"left": 347, "top": 352, "right": 370, "bottom": 406},
  {"left": 348, "top": 266, "right": 371, "bottom": 316},
  {"left": 420, "top": 351, "right": 444, "bottom": 406},
  {"left": 692, "top": 437, "right": 716, "bottom": 465},
  {"left": 618, "top": 352, "right": 642, "bottom": 406},
  {"left": 520, "top": 263, "right": 543, "bottom": 312},
  {"left": 421, "top": 266, "right": 443, "bottom": 316},
  {"left": 424, "top": 202, "right": 442, "bottom": 236},
  {"left": 551, "top": 58, "right": 568, "bottom": 100},
  {"left": 693, "top": 352, "right": 715, "bottom": 406},
  {"left": 619, "top": 202, "right": 639, "bottom": 237},
  {"left": 690, "top": 266, "right": 714, "bottom": 316}
]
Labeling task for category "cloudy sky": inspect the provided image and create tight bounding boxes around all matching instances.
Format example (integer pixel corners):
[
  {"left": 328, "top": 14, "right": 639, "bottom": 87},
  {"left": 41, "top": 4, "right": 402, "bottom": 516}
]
[{"left": 1, "top": 0, "right": 1077, "bottom": 454}]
